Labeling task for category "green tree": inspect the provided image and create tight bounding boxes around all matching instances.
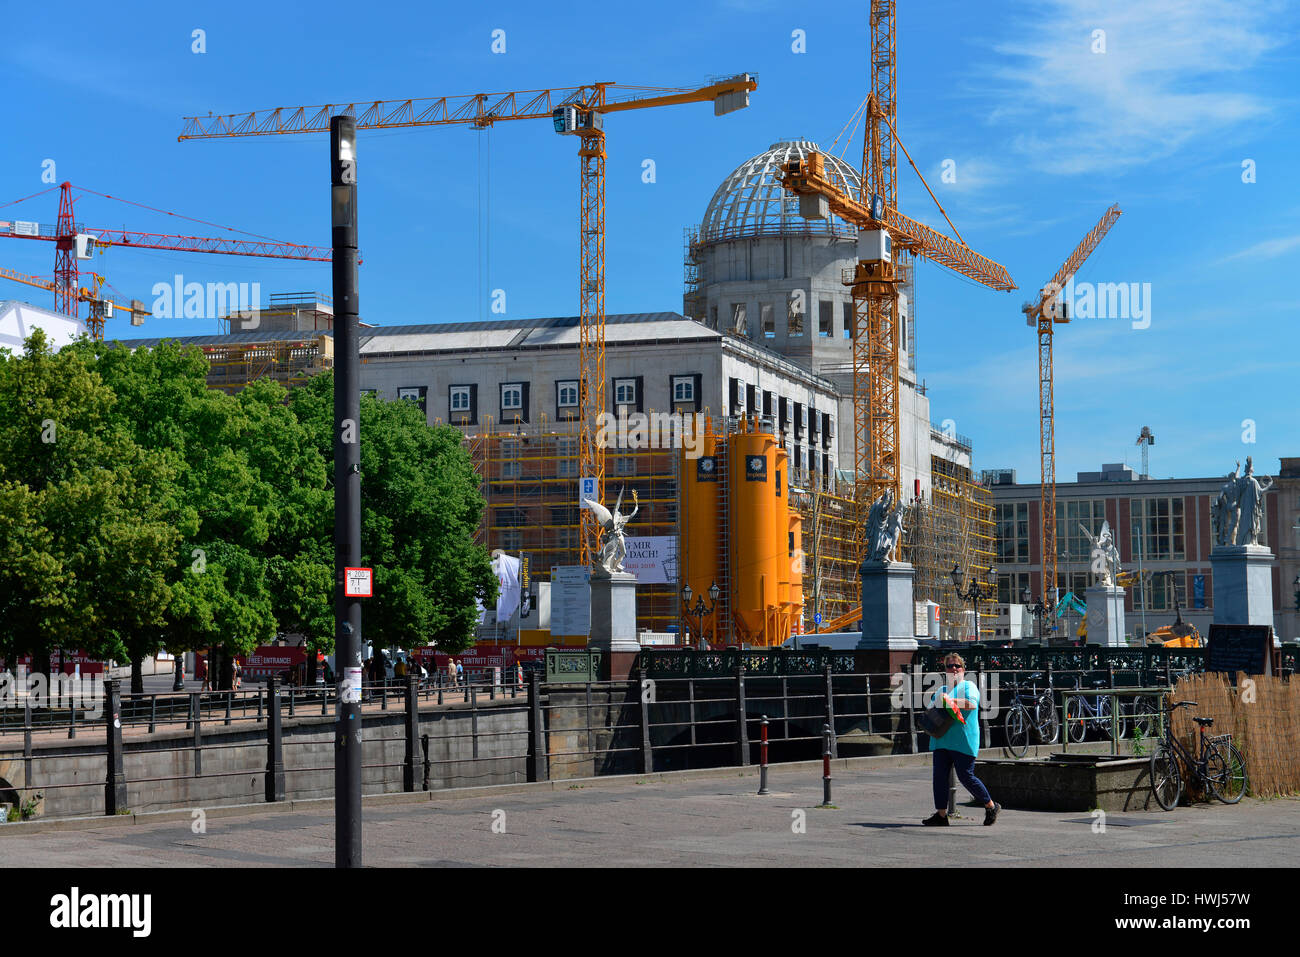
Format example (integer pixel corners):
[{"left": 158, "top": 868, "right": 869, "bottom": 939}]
[
  {"left": 289, "top": 372, "right": 495, "bottom": 655},
  {"left": 0, "top": 331, "right": 182, "bottom": 682}
]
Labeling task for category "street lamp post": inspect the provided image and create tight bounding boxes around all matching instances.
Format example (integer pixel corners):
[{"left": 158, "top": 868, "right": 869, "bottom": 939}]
[
  {"left": 681, "top": 581, "right": 721, "bottom": 648},
  {"left": 951, "top": 564, "right": 995, "bottom": 641},
  {"left": 1022, "top": 586, "right": 1052, "bottom": 644}
]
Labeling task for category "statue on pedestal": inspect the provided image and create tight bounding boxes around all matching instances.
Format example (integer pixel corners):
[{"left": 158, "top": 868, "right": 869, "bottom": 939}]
[
  {"left": 1080, "top": 519, "right": 1121, "bottom": 586},
  {"left": 1234, "top": 456, "right": 1273, "bottom": 546},
  {"left": 583, "top": 487, "right": 639, "bottom": 576},
  {"left": 864, "top": 489, "right": 906, "bottom": 564}
]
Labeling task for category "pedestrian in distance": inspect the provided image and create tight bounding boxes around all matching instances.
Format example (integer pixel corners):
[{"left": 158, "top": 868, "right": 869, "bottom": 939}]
[
  {"left": 456, "top": 660, "right": 464, "bottom": 685},
  {"left": 923, "top": 653, "right": 1000, "bottom": 827}
]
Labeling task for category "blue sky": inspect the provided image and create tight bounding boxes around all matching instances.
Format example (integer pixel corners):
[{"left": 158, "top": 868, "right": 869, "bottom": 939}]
[{"left": 2, "top": 0, "right": 1296, "bottom": 482}]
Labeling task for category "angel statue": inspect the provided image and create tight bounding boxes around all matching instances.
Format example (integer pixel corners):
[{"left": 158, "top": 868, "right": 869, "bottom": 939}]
[
  {"left": 864, "top": 489, "right": 907, "bottom": 564},
  {"left": 1080, "top": 519, "right": 1121, "bottom": 587},
  {"left": 583, "top": 487, "right": 639, "bottom": 576},
  {"left": 1235, "top": 456, "right": 1274, "bottom": 546}
]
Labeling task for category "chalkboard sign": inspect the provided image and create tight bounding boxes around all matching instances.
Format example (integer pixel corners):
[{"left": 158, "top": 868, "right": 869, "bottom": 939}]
[{"left": 1206, "top": 624, "right": 1273, "bottom": 676}]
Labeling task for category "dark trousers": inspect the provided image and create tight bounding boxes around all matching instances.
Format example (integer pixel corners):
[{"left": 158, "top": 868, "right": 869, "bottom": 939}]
[{"left": 932, "top": 748, "right": 991, "bottom": 810}]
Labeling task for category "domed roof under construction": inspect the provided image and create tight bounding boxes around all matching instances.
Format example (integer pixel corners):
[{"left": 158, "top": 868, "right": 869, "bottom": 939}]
[{"left": 699, "top": 140, "right": 862, "bottom": 243}]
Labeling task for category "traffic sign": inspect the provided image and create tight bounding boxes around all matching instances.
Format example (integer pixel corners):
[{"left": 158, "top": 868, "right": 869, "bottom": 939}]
[{"left": 579, "top": 476, "right": 598, "bottom": 505}]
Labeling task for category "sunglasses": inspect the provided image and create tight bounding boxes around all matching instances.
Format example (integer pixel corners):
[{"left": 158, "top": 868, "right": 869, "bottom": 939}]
[{"left": 944, "top": 664, "right": 963, "bottom": 670}]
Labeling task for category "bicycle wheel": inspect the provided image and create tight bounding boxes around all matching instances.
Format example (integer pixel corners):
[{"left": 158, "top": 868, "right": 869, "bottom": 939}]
[
  {"left": 1205, "top": 742, "right": 1247, "bottom": 804},
  {"left": 1150, "top": 742, "right": 1183, "bottom": 811},
  {"left": 1005, "top": 706, "right": 1030, "bottom": 757},
  {"left": 1129, "top": 695, "right": 1159, "bottom": 738},
  {"left": 1102, "top": 696, "right": 1127, "bottom": 742},
  {"left": 1064, "top": 696, "right": 1088, "bottom": 743},
  {"left": 1040, "top": 699, "right": 1061, "bottom": 745}
]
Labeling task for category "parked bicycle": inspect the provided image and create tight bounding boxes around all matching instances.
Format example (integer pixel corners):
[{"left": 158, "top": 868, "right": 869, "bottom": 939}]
[
  {"left": 1003, "top": 672, "right": 1060, "bottom": 757},
  {"left": 1062, "top": 678, "right": 1125, "bottom": 743},
  {"left": 1149, "top": 696, "right": 1248, "bottom": 810}
]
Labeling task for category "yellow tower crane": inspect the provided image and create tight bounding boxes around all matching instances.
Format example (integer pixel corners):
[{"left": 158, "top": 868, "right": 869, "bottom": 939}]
[
  {"left": 780, "top": 0, "right": 1014, "bottom": 566},
  {"left": 1024, "top": 205, "right": 1121, "bottom": 605},
  {"left": 180, "top": 76, "right": 756, "bottom": 565},
  {"left": 0, "top": 265, "right": 148, "bottom": 330}
]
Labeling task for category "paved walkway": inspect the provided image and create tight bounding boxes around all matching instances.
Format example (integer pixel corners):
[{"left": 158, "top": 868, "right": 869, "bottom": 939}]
[{"left": 3, "top": 763, "right": 1297, "bottom": 867}]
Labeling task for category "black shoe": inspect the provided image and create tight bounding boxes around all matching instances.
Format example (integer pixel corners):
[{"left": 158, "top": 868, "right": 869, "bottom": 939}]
[
  {"left": 984, "top": 802, "right": 1001, "bottom": 826},
  {"left": 922, "top": 812, "right": 949, "bottom": 826}
]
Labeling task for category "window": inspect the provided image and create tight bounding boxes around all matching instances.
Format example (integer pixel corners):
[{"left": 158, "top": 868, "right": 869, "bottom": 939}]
[
  {"left": 556, "top": 437, "right": 577, "bottom": 477},
  {"left": 499, "top": 529, "right": 523, "bottom": 551},
  {"left": 501, "top": 383, "right": 523, "bottom": 410},
  {"left": 672, "top": 376, "right": 695, "bottom": 403},
  {"left": 761, "top": 303, "right": 775, "bottom": 339},
  {"left": 556, "top": 380, "right": 579, "bottom": 409},
  {"left": 787, "top": 293, "right": 804, "bottom": 336},
  {"left": 731, "top": 302, "right": 747, "bottom": 335},
  {"left": 843, "top": 301, "right": 854, "bottom": 338},
  {"left": 499, "top": 439, "right": 520, "bottom": 480},
  {"left": 613, "top": 456, "right": 636, "bottom": 476},
  {"left": 449, "top": 383, "right": 476, "bottom": 424},
  {"left": 1135, "top": 571, "right": 1186, "bottom": 614},
  {"left": 709, "top": 304, "right": 718, "bottom": 329},
  {"left": 1055, "top": 499, "right": 1108, "bottom": 563},
  {"left": 614, "top": 378, "right": 637, "bottom": 407},
  {"left": 819, "top": 300, "right": 833, "bottom": 337},
  {"left": 996, "top": 502, "right": 1030, "bottom": 564},
  {"left": 1131, "top": 497, "right": 1186, "bottom": 560},
  {"left": 398, "top": 386, "right": 427, "bottom": 413}
]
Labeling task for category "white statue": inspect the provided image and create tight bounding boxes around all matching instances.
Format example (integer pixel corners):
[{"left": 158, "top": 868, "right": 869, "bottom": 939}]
[
  {"left": 1080, "top": 519, "right": 1121, "bottom": 587},
  {"left": 864, "top": 489, "right": 906, "bottom": 564},
  {"left": 1234, "top": 456, "right": 1273, "bottom": 546},
  {"left": 1211, "top": 460, "right": 1241, "bottom": 546},
  {"left": 583, "top": 487, "right": 639, "bottom": 576}
]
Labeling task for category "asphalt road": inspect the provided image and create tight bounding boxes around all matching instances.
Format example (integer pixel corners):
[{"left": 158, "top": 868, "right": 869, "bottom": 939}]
[{"left": 3, "top": 763, "right": 1297, "bottom": 867}]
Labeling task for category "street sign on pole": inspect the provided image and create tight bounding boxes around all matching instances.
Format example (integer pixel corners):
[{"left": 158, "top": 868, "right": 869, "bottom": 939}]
[
  {"left": 579, "top": 476, "right": 598, "bottom": 505},
  {"left": 344, "top": 567, "right": 373, "bottom": 597}
]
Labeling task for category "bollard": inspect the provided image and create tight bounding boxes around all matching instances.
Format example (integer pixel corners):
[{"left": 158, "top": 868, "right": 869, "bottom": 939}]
[
  {"left": 149, "top": 695, "right": 157, "bottom": 735},
  {"left": 403, "top": 675, "right": 419, "bottom": 792},
  {"left": 757, "top": 716, "right": 770, "bottom": 795},
  {"left": 265, "top": 677, "right": 285, "bottom": 802},
  {"left": 819, "top": 723, "right": 833, "bottom": 807},
  {"left": 105, "top": 679, "right": 128, "bottom": 816}
]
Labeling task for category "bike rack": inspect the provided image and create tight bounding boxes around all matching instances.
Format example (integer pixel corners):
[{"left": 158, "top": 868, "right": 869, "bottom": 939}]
[{"left": 1058, "top": 686, "right": 1167, "bottom": 756}]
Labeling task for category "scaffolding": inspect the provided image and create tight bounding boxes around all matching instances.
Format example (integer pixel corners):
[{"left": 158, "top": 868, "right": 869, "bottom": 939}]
[
  {"left": 202, "top": 335, "right": 334, "bottom": 395},
  {"left": 905, "top": 457, "right": 996, "bottom": 637},
  {"left": 455, "top": 416, "right": 681, "bottom": 633}
]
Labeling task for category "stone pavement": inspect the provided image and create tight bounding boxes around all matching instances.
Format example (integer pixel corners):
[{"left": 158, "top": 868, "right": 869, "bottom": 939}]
[{"left": 3, "top": 761, "right": 1298, "bottom": 867}]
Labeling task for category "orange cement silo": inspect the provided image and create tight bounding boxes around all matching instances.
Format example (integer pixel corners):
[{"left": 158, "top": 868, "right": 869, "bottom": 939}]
[
  {"left": 727, "top": 423, "right": 781, "bottom": 646},
  {"left": 680, "top": 420, "right": 721, "bottom": 644}
]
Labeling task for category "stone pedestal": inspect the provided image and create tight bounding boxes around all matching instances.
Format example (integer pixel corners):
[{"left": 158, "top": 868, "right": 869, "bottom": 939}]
[
  {"left": 588, "top": 571, "right": 640, "bottom": 680},
  {"left": 856, "top": 560, "right": 919, "bottom": 666},
  {"left": 1210, "top": 544, "right": 1275, "bottom": 627},
  {"left": 1084, "top": 584, "right": 1127, "bottom": 647}
]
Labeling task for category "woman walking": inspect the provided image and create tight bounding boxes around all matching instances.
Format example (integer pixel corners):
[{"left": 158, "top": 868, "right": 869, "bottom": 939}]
[{"left": 924, "top": 654, "right": 1000, "bottom": 826}]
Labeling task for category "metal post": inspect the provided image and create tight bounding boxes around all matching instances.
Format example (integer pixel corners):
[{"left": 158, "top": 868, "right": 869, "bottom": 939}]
[
  {"left": 331, "top": 114, "right": 364, "bottom": 869},
  {"left": 526, "top": 671, "right": 548, "bottom": 782},
  {"left": 105, "top": 679, "right": 127, "bottom": 816},
  {"left": 757, "top": 716, "right": 770, "bottom": 795},
  {"left": 824, "top": 662, "right": 838, "bottom": 759},
  {"left": 947, "top": 764, "right": 958, "bottom": 816},
  {"left": 906, "top": 664, "right": 919, "bottom": 753},
  {"left": 149, "top": 694, "right": 157, "bottom": 734},
  {"left": 637, "top": 668, "right": 653, "bottom": 774},
  {"left": 735, "top": 667, "right": 750, "bottom": 766},
  {"left": 192, "top": 692, "right": 202, "bottom": 777},
  {"left": 23, "top": 702, "right": 33, "bottom": 793},
  {"left": 257, "top": 687, "right": 263, "bottom": 723},
  {"left": 265, "top": 676, "right": 285, "bottom": 802},
  {"left": 470, "top": 684, "right": 479, "bottom": 760},
  {"left": 421, "top": 734, "right": 431, "bottom": 791},
  {"left": 403, "top": 675, "right": 419, "bottom": 792},
  {"left": 67, "top": 700, "right": 76, "bottom": 740},
  {"left": 224, "top": 690, "right": 232, "bottom": 726},
  {"left": 820, "top": 724, "right": 832, "bottom": 806}
]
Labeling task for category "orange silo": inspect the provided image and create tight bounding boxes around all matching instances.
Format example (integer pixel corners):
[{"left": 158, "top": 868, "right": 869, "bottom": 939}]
[
  {"left": 680, "top": 418, "right": 721, "bottom": 645},
  {"left": 727, "top": 420, "right": 781, "bottom": 646},
  {"left": 771, "top": 441, "right": 791, "bottom": 646},
  {"left": 787, "top": 510, "right": 804, "bottom": 640}
]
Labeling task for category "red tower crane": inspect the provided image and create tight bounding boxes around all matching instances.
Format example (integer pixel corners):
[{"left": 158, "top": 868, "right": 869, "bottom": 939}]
[{"left": 0, "top": 182, "right": 331, "bottom": 338}]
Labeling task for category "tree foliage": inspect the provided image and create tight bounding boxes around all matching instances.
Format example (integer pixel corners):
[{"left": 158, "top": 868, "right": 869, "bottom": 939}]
[{"left": 0, "top": 334, "right": 493, "bottom": 684}]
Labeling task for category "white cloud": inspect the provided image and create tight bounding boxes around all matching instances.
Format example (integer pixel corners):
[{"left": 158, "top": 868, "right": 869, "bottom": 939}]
[
  {"left": 978, "top": 0, "right": 1284, "bottom": 174},
  {"left": 1219, "top": 234, "right": 1300, "bottom": 262}
]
